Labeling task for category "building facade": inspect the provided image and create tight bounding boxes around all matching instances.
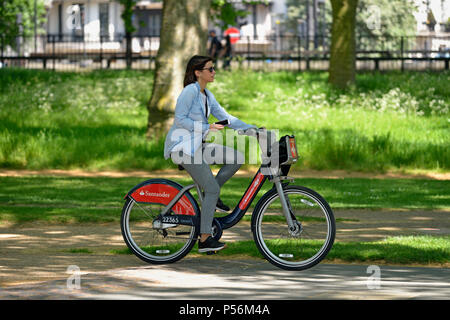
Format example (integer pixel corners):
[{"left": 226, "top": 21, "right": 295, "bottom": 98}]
[
  {"left": 46, "top": 0, "right": 125, "bottom": 41},
  {"left": 42, "top": 0, "right": 449, "bottom": 52}
]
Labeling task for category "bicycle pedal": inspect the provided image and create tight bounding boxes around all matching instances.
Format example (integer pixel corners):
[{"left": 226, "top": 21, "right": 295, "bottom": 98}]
[{"left": 206, "top": 251, "right": 217, "bottom": 255}]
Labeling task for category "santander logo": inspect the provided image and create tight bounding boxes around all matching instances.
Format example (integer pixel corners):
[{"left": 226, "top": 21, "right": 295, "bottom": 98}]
[
  {"left": 139, "top": 190, "right": 170, "bottom": 198},
  {"left": 131, "top": 184, "right": 195, "bottom": 216}
]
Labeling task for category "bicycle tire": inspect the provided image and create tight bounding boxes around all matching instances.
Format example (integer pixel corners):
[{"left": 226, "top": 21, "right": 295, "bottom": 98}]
[
  {"left": 121, "top": 179, "right": 200, "bottom": 264},
  {"left": 251, "top": 185, "right": 335, "bottom": 271}
]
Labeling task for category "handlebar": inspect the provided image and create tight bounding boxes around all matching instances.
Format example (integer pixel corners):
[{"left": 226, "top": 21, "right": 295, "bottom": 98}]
[
  {"left": 238, "top": 127, "right": 277, "bottom": 160},
  {"left": 237, "top": 127, "right": 298, "bottom": 175},
  {"left": 237, "top": 127, "right": 266, "bottom": 137},
  {"left": 237, "top": 127, "right": 257, "bottom": 137}
]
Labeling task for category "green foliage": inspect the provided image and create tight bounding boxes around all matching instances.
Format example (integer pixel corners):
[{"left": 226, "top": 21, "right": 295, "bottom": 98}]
[
  {"left": 357, "top": 0, "right": 417, "bottom": 52},
  {"left": 285, "top": 0, "right": 417, "bottom": 42},
  {"left": 211, "top": 0, "right": 246, "bottom": 30},
  {"left": 284, "top": 0, "right": 332, "bottom": 37},
  {"left": 212, "top": 70, "right": 449, "bottom": 171},
  {"left": 118, "top": 0, "right": 138, "bottom": 33},
  {"left": 327, "top": 236, "right": 450, "bottom": 264},
  {"left": 66, "top": 248, "right": 94, "bottom": 254},
  {"left": 0, "top": 69, "right": 448, "bottom": 172},
  {"left": 0, "top": 69, "right": 154, "bottom": 170},
  {"left": 211, "top": 0, "right": 269, "bottom": 31},
  {"left": 112, "top": 236, "right": 450, "bottom": 264},
  {"left": 357, "top": 0, "right": 417, "bottom": 37},
  {"left": 0, "top": 0, "right": 46, "bottom": 47},
  {"left": 0, "top": 175, "right": 448, "bottom": 224}
]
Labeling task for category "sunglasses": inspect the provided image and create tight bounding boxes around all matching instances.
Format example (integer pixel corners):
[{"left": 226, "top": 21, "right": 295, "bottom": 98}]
[{"left": 201, "top": 66, "right": 215, "bottom": 73}]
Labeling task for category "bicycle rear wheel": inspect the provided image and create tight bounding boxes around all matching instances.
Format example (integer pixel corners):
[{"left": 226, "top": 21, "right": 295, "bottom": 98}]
[
  {"left": 121, "top": 179, "right": 200, "bottom": 264},
  {"left": 252, "top": 185, "right": 335, "bottom": 271}
]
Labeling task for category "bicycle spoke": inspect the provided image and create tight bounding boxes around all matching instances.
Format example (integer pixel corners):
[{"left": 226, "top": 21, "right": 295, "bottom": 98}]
[
  {"left": 129, "top": 198, "right": 159, "bottom": 220},
  {"left": 122, "top": 191, "right": 198, "bottom": 263},
  {"left": 253, "top": 186, "right": 335, "bottom": 270}
]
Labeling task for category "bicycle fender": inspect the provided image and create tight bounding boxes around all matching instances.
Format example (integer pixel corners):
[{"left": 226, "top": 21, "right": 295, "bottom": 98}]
[{"left": 124, "top": 178, "right": 201, "bottom": 217}]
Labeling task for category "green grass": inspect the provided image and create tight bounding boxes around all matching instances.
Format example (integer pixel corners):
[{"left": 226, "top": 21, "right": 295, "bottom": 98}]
[
  {"left": 328, "top": 235, "right": 450, "bottom": 264},
  {"left": 111, "top": 235, "right": 450, "bottom": 265},
  {"left": 216, "top": 235, "right": 450, "bottom": 264},
  {"left": 65, "top": 248, "right": 94, "bottom": 254},
  {"left": 0, "top": 68, "right": 448, "bottom": 172},
  {"left": 0, "top": 175, "right": 448, "bottom": 223}
]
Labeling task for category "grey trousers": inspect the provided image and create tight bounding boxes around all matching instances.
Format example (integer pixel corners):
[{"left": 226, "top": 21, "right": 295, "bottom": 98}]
[{"left": 171, "top": 143, "right": 244, "bottom": 234}]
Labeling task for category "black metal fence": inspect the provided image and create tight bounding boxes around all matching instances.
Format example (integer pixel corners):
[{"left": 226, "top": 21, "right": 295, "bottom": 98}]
[{"left": 1, "top": 34, "right": 449, "bottom": 71}]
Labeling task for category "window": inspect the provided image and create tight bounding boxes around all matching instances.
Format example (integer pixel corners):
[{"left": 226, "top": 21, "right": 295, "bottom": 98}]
[
  {"left": 136, "top": 10, "right": 161, "bottom": 36},
  {"left": 99, "top": 3, "right": 109, "bottom": 39},
  {"left": 148, "top": 12, "right": 161, "bottom": 36},
  {"left": 71, "top": 3, "right": 85, "bottom": 41}
]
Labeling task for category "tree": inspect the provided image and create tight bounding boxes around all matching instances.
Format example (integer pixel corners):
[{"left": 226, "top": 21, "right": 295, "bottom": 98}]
[
  {"left": 0, "top": 0, "right": 46, "bottom": 48},
  {"left": 210, "top": 0, "right": 250, "bottom": 31},
  {"left": 146, "top": 0, "right": 256, "bottom": 138},
  {"left": 285, "top": 0, "right": 417, "bottom": 66},
  {"left": 146, "top": 0, "right": 211, "bottom": 139},
  {"left": 358, "top": 0, "right": 416, "bottom": 37},
  {"left": 285, "top": 0, "right": 332, "bottom": 38},
  {"left": 118, "top": 0, "right": 138, "bottom": 69},
  {"left": 285, "top": 0, "right": 417, "bottom": 38},
  {"left": 328, "top": 0, "right": 358, "bottom": 89},
  {"left": 357, "top": 0, "right": 417, "bottom": 52}
]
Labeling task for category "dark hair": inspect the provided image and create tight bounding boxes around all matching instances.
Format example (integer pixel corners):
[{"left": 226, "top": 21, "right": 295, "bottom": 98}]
[{"left": 183, "top": 55, "right": 213, "bottom": 87}]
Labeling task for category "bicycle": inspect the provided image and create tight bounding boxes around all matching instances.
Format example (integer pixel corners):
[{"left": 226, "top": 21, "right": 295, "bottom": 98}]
[{"left": 121, "top": 128, "right": 336, "bottom": 271}]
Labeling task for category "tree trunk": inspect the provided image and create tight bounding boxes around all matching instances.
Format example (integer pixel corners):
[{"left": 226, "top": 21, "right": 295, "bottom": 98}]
[
  {"left": 328, "top": 0, "right": 358, "bottom": 89},
  {"left": 147, "top": 0, "right": 210, "bottom": 139},
  {"left": 125, "top": 31, "right": 132, "bottom": 69}
]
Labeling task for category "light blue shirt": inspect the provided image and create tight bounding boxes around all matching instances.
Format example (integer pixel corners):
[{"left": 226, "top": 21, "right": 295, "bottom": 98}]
[{"left": 163, "top": 81, "right": 255, "bottom": 159}]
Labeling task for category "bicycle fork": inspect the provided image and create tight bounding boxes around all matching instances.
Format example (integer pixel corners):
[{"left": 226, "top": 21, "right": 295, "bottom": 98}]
[{"left": 272, "top": 177, "right": 297, "bottom": 232}]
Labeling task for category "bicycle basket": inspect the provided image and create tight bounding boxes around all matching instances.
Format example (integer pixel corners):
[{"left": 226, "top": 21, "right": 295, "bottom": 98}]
[{"left": 275, "top": 135, "right": 299, "bottom": 166}]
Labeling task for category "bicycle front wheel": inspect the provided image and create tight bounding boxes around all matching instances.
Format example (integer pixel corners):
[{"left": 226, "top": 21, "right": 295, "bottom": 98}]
[
  {"left": 121, "top": 179, "right": 200, "bottom": 264},
  {"left": 252, "top": 185, "right": 335, "bottom": 271}
]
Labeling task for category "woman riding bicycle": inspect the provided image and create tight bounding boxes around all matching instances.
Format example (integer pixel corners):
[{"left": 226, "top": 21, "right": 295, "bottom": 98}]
[{"left": 163, "top": 55, "right": 256, "bottom": 253}]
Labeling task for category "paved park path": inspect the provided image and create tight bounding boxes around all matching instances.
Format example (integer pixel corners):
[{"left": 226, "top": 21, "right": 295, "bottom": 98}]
[
  {"left": 0, "top": 257, "right": 449, "bottom": 299},
  {"left": 0, "top": 169, "right": 448, "bottom": 300},
  {"left": 0, "top": 210, "right": 449, "bottom": 300}
]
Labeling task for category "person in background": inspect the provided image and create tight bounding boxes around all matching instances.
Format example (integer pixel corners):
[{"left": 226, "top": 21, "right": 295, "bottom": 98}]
[
  {"left": 222, "top": 34, "right": 233, "bottom": 71},
  {"left": 208, "top": 30, "right": 222, "bottom": 68}
]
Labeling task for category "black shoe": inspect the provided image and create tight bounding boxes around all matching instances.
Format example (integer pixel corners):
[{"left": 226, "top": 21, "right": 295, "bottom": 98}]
[
  {"left": 216, "top": 198, "right": 230, "bottom": 213},
  {"left": 198, "top": 236, "right": 226, "bottom": 253}
]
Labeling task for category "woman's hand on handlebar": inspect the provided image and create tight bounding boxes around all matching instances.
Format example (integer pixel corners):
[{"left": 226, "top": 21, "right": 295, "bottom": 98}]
[{"left": 209, "top": 123, "right": 225, "bottom": 131}]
